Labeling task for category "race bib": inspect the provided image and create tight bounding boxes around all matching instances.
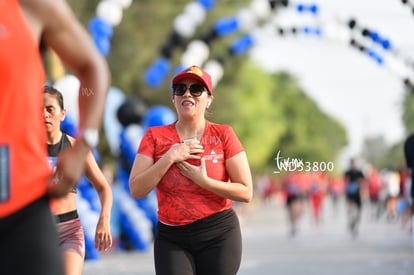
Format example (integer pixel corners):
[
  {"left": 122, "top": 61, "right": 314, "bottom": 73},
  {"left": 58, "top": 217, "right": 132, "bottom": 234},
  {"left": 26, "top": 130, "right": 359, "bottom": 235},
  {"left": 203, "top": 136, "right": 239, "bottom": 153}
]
[
  {"left": 47, "top": 156, "right": 59, "bottom": 184},
  {"left": 47, "top": 156, "right": 58, "bottom": 170}
]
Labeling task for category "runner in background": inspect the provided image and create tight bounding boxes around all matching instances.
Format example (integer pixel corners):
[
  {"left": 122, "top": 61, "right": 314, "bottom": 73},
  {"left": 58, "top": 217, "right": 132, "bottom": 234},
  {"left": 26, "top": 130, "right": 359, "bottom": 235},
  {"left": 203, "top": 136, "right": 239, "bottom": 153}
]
[
  {"left": 309, "top": 171, "right": 328, "bottom": 226},
  {"left": 44, "top": 86, "right": 113, "bottom": 275},
  {"left": 282, "top": 171, "right": 306, "bottom": 237},
  {"left": 403, "top": 134, "right": 414, "bottom": 252},
  {"left": 343, "top": 158, "right": 365, "bottom": 237},
  {"left": 365, "top": 164, "right": 382, "bottom": 219}
]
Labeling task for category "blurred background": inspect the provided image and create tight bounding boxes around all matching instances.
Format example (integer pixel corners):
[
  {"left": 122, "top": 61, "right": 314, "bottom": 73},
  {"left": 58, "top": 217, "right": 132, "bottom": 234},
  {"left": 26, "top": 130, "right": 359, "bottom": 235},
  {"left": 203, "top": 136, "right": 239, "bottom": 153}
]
[{"left": 42, "top": 0, "right": 414, "bottom": 272}]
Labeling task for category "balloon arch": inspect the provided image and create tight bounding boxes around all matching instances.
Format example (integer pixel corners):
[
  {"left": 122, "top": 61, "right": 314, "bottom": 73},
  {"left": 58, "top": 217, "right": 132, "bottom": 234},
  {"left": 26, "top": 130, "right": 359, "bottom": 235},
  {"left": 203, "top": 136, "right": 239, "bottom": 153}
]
[{"left": 53, "top": 0, "right": 414, "bottom": 259}]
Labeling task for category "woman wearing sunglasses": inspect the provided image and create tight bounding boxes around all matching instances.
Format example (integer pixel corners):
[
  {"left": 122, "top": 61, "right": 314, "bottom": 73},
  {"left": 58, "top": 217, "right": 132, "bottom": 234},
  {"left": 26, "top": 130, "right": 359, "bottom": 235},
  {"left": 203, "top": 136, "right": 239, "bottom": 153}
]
[{"left": 129, "top": 65, "right": 253, "bottom": 275}]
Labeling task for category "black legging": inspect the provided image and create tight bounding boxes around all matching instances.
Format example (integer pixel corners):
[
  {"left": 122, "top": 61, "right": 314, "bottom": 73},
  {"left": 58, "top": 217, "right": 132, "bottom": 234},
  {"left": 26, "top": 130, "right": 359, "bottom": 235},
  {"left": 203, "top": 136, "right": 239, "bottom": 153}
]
[
  {"left": 346, "top": 193, "right": 362, "bottom": 209},
  {"left": 154, "top": 208, "right": 242, "bottom": 275}
]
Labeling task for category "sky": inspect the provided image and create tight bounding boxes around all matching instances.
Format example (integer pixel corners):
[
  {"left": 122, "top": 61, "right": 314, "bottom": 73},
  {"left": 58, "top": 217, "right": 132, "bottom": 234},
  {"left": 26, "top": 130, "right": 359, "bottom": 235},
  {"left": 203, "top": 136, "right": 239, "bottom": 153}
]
[{"left": 249, "top": 0, "right": 414, "bottom": 163}]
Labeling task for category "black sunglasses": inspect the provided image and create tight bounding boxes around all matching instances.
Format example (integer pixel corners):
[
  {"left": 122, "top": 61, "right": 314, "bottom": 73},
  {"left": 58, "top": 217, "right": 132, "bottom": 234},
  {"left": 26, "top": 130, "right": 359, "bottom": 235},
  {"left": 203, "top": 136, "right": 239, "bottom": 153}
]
[{"left": 172, "top": 83, "right": 209, "bottom": 97}]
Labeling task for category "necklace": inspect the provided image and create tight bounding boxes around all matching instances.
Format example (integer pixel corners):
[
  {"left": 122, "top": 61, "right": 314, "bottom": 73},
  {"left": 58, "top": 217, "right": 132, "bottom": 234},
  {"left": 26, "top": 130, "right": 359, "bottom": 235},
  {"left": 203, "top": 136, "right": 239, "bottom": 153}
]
[{"left": 175, "top": 121, "right": 205, "bottom": 142}]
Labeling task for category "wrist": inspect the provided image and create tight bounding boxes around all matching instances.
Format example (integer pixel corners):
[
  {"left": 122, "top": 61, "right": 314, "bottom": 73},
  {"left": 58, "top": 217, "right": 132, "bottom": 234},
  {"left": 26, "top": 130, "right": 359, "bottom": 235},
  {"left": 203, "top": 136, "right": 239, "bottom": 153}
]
[
  {"left": 163, "top": 152, "right": 176, "bottom": 165},
  {"left": 77, "top": 128, "right": 99, "bottom": 148}
]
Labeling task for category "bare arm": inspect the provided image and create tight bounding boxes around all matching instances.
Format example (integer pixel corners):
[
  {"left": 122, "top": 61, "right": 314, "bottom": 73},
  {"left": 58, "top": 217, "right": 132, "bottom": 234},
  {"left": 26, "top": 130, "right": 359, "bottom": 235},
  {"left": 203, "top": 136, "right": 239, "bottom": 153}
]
[
  {"left": 129, "top": 153, "right": 174, "bottom": 199},
  {"left": 83, "top": 149, "right": 113, "bottom": 251},
  {"left": 21, "top": 0, "right": 110, "bottom": 196}
]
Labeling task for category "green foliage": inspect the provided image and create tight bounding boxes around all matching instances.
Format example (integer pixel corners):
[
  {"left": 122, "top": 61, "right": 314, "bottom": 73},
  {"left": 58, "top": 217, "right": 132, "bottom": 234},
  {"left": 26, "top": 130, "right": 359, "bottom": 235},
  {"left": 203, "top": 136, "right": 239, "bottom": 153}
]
[
  {"left": 268, "top": 72, "right": 348, "bottom": 169},
  {"left": 357, "top": 86, "right": 414, "bottom": 171},
  {"left": 366, "top": 88, "right": 414, "bottom": 171},
  {"left": 210, "top": 63, "right": 287, "bottom": 172},
  {"left": 373, "top": 142, "right": 406, "bottom": 170},
  {"left": 402, "top": 89, "right": 414, "bottom": 135}
]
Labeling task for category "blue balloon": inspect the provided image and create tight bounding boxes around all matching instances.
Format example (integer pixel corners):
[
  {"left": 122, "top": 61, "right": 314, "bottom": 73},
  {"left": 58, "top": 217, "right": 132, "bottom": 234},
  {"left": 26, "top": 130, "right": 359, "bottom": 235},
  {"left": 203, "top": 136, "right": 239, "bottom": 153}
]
[
  {"left": 119, "top": 212, "right": 149, "bottom": 251},
  {"left": 77, "top": 177, "right": 101, "bottom": 212},
  {"left": 310, "top": 4, "right": 319, "bottom": 14},
  {"left": 366, "top": 48, "right": 384, "bottom": 65},
  {"left": 198, "top": 0, "right": 216, "bottom": 10},
  {"left": 119, "top": 127, "right": 138, "bottom": 167},
  {"left": 136, "top": 194, "right": 158, "bottom": 236},
  {"left": 296, "top": 4, "right": 305, "bottom": 13},
  {"left": 93, "top": 34, "right": 111, "bottom": 56},
  {"left": 215, "top": 17, "right": 239, "bottom": 36},
  {"left": 104, "top": 86, "right": 126, "bottom": 156},
  {"left": 173, "top": 65, "right": 186, "bottom": 76},
  {"left": 61, "top": 113, "right": 77, "bottom": 136},
  {"left": 230, "top": 34, "right": 254, "bottom": 55},
  {"left": 314, "top": 27, "right": 322, "bottom": 37},
  {"left": 84, "top": 231, "right": 100, "bottom": 260},
  {"left": 301, "top": 26, "right": 322, "bottom": 37},
  {"left": 144, "top": 58, "right": 171, "bottom": 88},
  {"left": 369, "top": 31, "right": 380, "bottom": 43},
  {"left": 143, "top": 105, "right": 176, "bottom": 128},
  {"left": 381, "top": 39, "right": 392, "bottom": 50},
  {"left": 88, "top": 17, "right": 113, "bottom": 39}
]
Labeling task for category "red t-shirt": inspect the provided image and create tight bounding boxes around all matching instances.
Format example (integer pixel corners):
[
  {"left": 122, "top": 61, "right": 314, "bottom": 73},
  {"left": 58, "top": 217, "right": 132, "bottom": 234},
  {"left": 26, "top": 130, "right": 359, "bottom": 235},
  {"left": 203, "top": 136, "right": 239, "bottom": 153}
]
[
  {"left": 0, "top": 0, "right": 49, "bottom": 217},
  {"left": 138, "top": 120, "right": 244, "bottom": 225}
]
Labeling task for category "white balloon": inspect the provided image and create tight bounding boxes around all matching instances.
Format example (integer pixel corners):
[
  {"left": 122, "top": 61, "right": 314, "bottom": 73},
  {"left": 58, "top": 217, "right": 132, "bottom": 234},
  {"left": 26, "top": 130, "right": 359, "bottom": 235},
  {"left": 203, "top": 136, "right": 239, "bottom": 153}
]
[
  {"left": 237, "top": 8, "right": 258, "bottom": 32},
  {"left": 186, "top": 40, "right": 210, "bottom": 63},
  {"left": 184, "top": 2, "right": 206, "bottom": 26},
  {"left": 323, "top": 23, "right": 351, "bottom": 44},
  {"left": 54, "top": 74, "right": 80, "bottom": 127},
  {"left": 118, "top": 188, "right": 153, "bottom": 244},
  {"left": 204, "top": 60, "right": 224, "bottom": 89},
  {"left": 103, "top": 87, "right": 126, "bottom": 156},
  {"left": 76, "top": 195, "right": 99, "bottom": 239},
  {"left": 125, "top": 124, "right": 143, "bottom": 153},
  {"left": 173, "top": 13, "right": 197, "bottom": 38},
  {"left": 335, "top": 26, "right": 352, "bottom": 44},
  {"left": 249, "top": 28, "right": 263, "bottom": 46},
  {"left": 386, "top": 55, "right": 410, "bottom": 79},
  {"left": 250, "top": 0, "right": 271, "bottom": 20},
  {"left": 180, "top": 52, "right": 203, "bottom": 68},
  {"left": 112, "top": 0, "right": 133, "bottom": 9},
  {"left": 97, "top": 0, "right": 123, "bottom": 26},
  {"left": 334, "top": 13, "right": 351, "bottom": 26}
]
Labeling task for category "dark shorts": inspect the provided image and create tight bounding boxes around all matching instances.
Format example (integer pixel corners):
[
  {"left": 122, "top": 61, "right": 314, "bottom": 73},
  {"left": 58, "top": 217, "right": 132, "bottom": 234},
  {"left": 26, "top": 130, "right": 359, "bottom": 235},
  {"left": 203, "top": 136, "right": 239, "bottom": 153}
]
[
  {"left": 0, "top": 196, "right": 65, "bottom": 275},
  {"left": 346, "top": 193, "right": 362, "bottom": 209},
  {"left": 286, "top": 194, "right": 304, "bottom": 207}
]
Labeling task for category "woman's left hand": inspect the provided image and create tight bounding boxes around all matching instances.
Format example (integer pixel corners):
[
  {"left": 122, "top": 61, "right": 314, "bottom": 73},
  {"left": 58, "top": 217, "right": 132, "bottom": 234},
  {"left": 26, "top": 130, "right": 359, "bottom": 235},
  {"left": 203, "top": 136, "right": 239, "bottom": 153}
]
[
  {"left": 176, "top": 157, "right": 208, "bottom": 186},
  {"left": 95, "top": 217, "right": 113, "bottom": 251}
]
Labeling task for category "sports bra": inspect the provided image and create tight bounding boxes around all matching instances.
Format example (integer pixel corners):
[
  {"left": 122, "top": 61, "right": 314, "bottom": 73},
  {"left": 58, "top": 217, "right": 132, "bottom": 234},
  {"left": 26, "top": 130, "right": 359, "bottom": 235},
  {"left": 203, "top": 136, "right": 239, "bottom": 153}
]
[{"left": 47, "top": 133, "right": 77, "bottom": 193}]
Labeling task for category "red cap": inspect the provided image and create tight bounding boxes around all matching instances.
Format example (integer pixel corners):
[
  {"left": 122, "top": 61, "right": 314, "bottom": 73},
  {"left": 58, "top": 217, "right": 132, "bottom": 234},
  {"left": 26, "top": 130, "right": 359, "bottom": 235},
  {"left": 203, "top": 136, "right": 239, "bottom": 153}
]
[{"left": 172, "top": 65, "right": 213, "bottom": 94}]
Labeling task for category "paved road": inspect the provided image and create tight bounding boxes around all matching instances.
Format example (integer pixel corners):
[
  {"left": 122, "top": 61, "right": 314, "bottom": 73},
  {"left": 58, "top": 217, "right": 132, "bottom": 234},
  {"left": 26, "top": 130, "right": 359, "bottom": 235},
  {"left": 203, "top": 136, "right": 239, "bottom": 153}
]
[{"left": 83, "top": 197, "right": 414, "bottom": 275}]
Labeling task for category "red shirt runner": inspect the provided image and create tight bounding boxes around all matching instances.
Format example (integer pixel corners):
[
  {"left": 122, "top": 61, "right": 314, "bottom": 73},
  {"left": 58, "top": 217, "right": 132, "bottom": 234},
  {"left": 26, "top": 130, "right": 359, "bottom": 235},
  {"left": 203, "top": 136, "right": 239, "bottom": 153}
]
[{"left": 138, "top": 120, "right": 244, "bottom": 225}]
